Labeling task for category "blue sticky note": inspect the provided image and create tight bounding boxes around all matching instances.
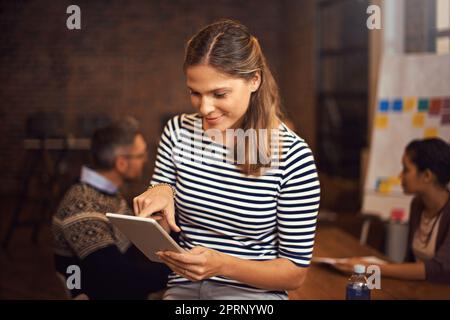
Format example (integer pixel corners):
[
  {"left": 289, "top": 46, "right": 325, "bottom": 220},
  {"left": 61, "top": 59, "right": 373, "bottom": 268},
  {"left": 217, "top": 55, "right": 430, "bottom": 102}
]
[
  {"left": 379, "top": 100, "right": 389, "bottom": 112},
  {"left": 375, "top": 178, "right": 382, "bottom": 190},
  {"left": 392, "top": 99, "right": 403, "bottom": 112}
]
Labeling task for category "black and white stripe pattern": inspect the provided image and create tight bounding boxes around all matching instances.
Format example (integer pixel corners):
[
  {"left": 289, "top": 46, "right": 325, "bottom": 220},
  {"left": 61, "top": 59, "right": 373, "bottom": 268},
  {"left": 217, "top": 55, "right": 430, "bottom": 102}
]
[{"left": 151, "top": 113, "right": 320, "bottom": 290}]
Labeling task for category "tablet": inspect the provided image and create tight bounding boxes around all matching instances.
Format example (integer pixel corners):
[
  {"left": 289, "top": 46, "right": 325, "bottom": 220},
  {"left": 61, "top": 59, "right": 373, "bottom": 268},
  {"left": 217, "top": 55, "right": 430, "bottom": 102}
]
[{"left": 106, "top": 213, "right": 185, "bottom": 263}]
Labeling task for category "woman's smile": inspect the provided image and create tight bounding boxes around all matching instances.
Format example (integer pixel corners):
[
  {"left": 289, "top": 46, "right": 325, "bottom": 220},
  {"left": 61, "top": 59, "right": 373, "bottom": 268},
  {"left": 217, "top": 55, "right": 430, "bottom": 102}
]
[{"left": 204, "top": 114, "right": 225, "bottom": 125}]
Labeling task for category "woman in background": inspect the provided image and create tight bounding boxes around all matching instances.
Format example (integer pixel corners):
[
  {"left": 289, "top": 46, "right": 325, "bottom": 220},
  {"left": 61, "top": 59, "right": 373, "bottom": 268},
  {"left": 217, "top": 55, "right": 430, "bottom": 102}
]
[{"left": 336, "top": 138, "right": 450, "bottom": 283}]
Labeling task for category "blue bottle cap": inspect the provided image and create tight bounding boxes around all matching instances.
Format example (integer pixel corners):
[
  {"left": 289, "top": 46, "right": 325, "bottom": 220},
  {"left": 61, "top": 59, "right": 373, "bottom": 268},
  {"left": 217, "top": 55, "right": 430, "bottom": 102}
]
[{"left": 354, "top": 264, "right": 366, "bottom": 274}]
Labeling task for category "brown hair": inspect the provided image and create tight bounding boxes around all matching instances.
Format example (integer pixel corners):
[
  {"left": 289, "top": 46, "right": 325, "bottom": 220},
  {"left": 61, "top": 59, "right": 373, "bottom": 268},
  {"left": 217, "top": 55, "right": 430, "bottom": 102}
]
[{"left": 184, "top": 19, "right": 284, "bottom": 176}]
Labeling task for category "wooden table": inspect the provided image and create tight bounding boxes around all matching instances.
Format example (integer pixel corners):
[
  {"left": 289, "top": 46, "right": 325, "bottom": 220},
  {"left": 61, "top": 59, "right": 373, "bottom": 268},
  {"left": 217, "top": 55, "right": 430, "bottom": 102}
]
[{"left": 288, "top": 225, "right": 450, "bottom": 300}]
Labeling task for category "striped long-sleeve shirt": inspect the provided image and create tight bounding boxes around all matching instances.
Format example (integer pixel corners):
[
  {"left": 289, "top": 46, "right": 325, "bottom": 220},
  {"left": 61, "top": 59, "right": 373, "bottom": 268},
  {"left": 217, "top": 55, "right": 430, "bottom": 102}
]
[{"left": 150, "top": 113, "right": 320, "bottom": 292}]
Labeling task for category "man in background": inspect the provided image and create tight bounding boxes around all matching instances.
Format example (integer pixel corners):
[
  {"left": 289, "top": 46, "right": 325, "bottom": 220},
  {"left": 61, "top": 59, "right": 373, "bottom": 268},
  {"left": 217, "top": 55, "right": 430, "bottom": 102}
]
[{"left": 52, "top": 117, "right": 170, "bottom": 299}]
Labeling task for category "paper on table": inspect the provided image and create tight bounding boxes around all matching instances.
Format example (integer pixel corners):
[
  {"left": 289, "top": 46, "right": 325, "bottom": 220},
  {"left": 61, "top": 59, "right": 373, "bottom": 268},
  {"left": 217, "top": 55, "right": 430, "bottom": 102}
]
[{"left": 312, "top": 256, "right": 387, "bottom": 265}]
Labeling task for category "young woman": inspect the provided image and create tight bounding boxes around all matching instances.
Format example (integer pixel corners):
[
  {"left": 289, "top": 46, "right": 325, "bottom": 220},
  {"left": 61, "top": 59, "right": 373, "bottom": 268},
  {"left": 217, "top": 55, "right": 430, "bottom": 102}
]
[
  {"left": 133, "top": 20, "right": 320, "bottom": 299},
  {"left": 336, "top": 138, "right": 450, "bottom": 283}
]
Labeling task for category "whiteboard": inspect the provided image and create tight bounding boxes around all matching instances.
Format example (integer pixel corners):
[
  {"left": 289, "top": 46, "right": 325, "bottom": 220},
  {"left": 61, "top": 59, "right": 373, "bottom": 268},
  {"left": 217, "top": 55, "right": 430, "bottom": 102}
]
[{"left": 363, "top": 53, "right": 450, "bottom": 221}]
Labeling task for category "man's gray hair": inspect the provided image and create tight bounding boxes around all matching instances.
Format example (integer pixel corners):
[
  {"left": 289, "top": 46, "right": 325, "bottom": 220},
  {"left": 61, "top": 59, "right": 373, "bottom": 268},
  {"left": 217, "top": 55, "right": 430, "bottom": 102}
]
[{"left": 90, "top": 117, "right": 141, "bottom": 170}]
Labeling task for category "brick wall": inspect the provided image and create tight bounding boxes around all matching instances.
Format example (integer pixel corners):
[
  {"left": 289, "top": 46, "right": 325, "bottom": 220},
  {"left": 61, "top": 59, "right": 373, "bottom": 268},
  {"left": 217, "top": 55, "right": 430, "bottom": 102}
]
[
  {"left": 0, "top": 0, "right": 316, "bottom": 197},
  {"left": 280, "top": 0, "right": 317, "bottom": 151}
]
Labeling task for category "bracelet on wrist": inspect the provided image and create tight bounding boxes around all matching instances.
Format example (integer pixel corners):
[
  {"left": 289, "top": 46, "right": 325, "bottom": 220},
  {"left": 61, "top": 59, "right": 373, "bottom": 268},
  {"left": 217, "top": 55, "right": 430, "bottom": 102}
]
[{"left": 148, "top": 183, "right": 176, "bottom": 197}]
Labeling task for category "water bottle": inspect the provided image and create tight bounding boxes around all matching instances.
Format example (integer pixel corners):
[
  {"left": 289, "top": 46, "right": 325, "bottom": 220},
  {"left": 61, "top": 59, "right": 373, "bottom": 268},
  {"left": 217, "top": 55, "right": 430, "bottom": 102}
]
[{"left": 345, "top": 264, "right": 371, "bottom": 300}]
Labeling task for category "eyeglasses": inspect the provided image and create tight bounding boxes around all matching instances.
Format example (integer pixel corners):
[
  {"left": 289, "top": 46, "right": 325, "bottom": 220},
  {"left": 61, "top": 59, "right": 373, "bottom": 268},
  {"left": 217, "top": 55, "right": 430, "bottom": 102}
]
[{"left": 119, "top": 150, "right": 148, "bottom": 160}]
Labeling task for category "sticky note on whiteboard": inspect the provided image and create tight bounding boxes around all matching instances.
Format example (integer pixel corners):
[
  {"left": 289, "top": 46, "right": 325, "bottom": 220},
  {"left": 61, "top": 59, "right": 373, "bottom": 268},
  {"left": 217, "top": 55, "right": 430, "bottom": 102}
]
[
  {"left": 375, "top": 114, "right": 388, "bottom": 129},
  {"left": 413, "top": 113, "right": 425, "bottom": 127},
  {"left": 404, "top": 97, "right": 416, "bottom": 112},
  {"left": 388, "top": 176, "right": 401, "bottom": 185},
  {"left": 424, "top": 127, "right": 438, "bottom": 138},
  {"left": 418, "top": 99, "right": 429, "bottom": 112},
  {"left": 442, "top": 114, "right": 450, "bottom": 125},
  {"left": 379, "top": 181, "right": 392, "bottom": 193},
  {"left": 429, "top": 99, "right": 442, "bottom": 115}
]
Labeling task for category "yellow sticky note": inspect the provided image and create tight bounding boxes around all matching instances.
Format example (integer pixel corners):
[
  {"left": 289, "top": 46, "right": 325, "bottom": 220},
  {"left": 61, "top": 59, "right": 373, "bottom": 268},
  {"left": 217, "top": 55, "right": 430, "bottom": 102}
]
[
  {"left": 424, "top": 127, "right": 438, "bottom": 138},
  {"left": 388, "top": 176, "right": 401, "bottom": 186},
  {"left": 379, "top": 181, "right": 392, "bottom": 194},
  {"left": 412, "top": 113, "right": 425, "bottom": 128},
  {"left": 375, "top": 115, "right": 388, "bottom": 129},
  {"left": 404, "top": 97, "right": 416, "bottom": 112}
]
